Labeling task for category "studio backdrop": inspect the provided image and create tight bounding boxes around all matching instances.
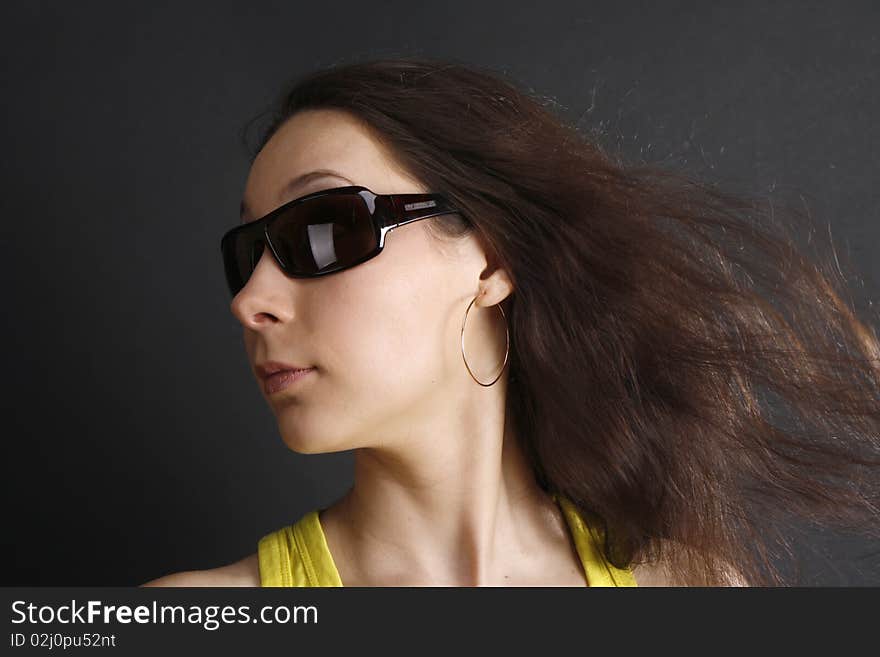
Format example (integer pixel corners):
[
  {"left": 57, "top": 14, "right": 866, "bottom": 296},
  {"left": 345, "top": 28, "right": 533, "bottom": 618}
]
[{"left": 2, "top": 0, "right": 878, "bottom": 585}]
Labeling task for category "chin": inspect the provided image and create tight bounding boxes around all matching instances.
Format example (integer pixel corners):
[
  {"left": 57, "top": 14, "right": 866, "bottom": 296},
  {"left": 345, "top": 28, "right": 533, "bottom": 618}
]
[{"left": 279, "top": 431, "right": 354, "bottom": 455}]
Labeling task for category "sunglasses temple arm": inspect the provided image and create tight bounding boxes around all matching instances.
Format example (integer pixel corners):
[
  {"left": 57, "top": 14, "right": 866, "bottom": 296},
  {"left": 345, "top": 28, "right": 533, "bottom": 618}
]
[{"left": 379, "top": 193, "right": 461, "bottom": 230}]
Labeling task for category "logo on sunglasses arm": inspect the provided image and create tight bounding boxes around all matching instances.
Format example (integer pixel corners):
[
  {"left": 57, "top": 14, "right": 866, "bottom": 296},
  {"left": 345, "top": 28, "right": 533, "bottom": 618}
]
[{"left": 403, "top": 200, "right": 437, "bottom": 211}]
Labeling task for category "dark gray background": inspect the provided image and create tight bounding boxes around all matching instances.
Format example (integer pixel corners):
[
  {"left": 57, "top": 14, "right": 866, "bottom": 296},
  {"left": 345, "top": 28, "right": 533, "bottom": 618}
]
[{"left": 2, "top": 1, "right": 878, "bottom": 585}]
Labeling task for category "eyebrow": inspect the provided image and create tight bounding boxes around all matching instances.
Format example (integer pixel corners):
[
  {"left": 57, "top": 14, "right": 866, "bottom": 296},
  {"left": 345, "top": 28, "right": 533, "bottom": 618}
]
[{"left": 239, "top": 169, "right": 357, "bottom": 223}]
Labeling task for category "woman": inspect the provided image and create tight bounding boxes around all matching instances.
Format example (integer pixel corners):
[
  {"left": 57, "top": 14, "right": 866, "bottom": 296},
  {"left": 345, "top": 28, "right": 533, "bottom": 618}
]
[{"left": 143, "top": 57, "right": 880, "bottom": 587}]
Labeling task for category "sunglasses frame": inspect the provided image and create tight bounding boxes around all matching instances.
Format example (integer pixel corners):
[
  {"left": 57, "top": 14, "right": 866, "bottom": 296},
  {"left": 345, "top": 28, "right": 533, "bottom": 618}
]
[{"left": 221, "top": 184, "right": 462, "bottom": 294}]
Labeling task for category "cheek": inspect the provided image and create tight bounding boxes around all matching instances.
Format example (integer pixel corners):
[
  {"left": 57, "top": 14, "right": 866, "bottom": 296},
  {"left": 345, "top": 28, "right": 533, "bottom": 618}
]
[
  {"left": 313, "top": 254, "right": 459, "bottom": 422},
  {"left": 322, "top": 285, "right": 445, "bottom": 395},
  {"left": 275, "top": 293, "right": 418, "bottom": 453},
  {"left": 274, "top": 229, "right": 462, "bottom": 451},
  {"left": 318, "top": 231, "right": 454, "bottom": 390}
]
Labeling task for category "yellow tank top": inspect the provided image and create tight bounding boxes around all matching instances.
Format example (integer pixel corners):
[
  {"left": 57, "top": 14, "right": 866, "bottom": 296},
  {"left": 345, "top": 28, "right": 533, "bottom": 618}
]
[{"left": 257, "top": 493, "right": 637, "bottom": 587}]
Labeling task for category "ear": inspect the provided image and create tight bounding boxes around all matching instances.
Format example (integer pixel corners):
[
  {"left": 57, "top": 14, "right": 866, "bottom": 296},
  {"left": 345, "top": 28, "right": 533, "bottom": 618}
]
[{"left": 477, "top": 264, "right": 514, "bottom": 308}]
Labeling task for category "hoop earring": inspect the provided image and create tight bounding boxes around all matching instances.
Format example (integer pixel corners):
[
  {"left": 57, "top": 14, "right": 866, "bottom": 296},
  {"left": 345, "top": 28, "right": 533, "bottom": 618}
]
[{"left": 460, "top": 293, "right": 510, "bottom": 387}]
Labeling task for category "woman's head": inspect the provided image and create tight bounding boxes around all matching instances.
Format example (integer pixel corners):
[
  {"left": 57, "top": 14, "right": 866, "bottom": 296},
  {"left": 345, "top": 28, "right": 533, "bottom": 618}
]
[
  {"left": 232, "top": 107, "right": 513, "bottom": 455},
  {"left": 231, "top": 58, "right": 620, "bottom": 469},
  {"left": 231, "top": 57, "right": 880, "bottom": 585}
]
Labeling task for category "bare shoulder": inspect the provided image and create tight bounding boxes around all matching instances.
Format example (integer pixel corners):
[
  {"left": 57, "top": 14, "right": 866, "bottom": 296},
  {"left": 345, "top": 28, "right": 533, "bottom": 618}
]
[
  {"left": 630, "top": 540, "right": 750, "bottom": 587},
  {"left": 140, "top": 552, "right": 260, "bottom": 587},
  {"left": 630, "top": 559, "right": 674, "bottom": 587}
]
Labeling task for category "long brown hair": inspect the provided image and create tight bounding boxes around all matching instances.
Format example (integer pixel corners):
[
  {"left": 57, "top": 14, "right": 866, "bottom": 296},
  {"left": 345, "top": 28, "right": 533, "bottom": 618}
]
[{"left": 242, "top": 56, "right": 880, "bottom": 586}]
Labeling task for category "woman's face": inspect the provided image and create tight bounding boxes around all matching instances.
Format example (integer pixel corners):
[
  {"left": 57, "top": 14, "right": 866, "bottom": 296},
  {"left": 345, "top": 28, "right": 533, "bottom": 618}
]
[{"left": 231, "top": 108, "right": 508, "bottom": 455}]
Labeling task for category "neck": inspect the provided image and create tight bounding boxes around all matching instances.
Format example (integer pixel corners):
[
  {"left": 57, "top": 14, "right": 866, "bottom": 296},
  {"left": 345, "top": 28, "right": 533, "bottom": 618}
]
[{"left": 321, "top": 404, "right": 563, "bottom": 586}]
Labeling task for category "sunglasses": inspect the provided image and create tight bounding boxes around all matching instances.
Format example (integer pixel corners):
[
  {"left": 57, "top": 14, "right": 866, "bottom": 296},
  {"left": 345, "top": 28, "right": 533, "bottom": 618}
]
[{"left": 221, "top": 185, "right": 462, "bottom": 297}]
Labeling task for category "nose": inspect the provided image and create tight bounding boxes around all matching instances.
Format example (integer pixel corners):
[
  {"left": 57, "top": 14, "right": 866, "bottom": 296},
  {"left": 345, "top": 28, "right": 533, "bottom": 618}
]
[{"left": 228, "top": 244, "right": 296, "bottom": 327}]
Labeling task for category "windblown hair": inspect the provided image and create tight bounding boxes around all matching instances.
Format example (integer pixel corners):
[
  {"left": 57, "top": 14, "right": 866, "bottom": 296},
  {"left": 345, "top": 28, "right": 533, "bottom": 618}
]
[{"left": 244, "top": 56, "right": 880, "bottom": 586}]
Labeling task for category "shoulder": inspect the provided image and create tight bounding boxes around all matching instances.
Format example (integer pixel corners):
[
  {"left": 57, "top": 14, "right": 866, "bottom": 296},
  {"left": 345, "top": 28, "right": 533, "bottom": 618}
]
[
  {"left": 140, "top": 552, "right": 260, "bottom": 587},
  {"left": 630, "top": 559, "right": 674, "bottom": 587},
  {"left": 629, "top": 540, "right": 750, "bottom": 587}
]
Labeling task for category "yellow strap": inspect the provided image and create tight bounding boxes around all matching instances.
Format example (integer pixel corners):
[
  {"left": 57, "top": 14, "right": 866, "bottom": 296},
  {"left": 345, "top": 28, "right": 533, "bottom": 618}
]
[
  {"left": 257, "top": 526, "right": 291, "bottom": 587},
  {"left": 258, "top": 511, "right": 342, "bottom": 587},
  {"left": 553, "top": 493, "right": 637, "bottom": 587}
]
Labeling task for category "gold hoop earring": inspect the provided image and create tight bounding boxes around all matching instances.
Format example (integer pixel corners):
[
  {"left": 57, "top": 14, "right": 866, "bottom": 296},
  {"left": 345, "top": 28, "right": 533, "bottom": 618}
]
[{"left": 460, "top": 293, "right": 510, "bottom": 387}]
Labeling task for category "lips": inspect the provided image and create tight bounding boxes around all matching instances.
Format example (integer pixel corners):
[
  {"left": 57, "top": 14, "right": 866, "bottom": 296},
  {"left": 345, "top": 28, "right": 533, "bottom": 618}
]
[
  {"left": 262, "top": 367, "right": 315, "bottom": 394},
  {"left": 255, "top": 360, "right": 313, "bottom": 380}
]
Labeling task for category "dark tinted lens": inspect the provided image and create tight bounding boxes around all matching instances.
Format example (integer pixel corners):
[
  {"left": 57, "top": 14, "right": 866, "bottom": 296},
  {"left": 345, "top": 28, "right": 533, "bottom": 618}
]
[
  {"left": 222, "top": 229, "right": 266, "bottom": 297},
  {"left": 268, "top": 193, "right": 377, "bottom": 276}
]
